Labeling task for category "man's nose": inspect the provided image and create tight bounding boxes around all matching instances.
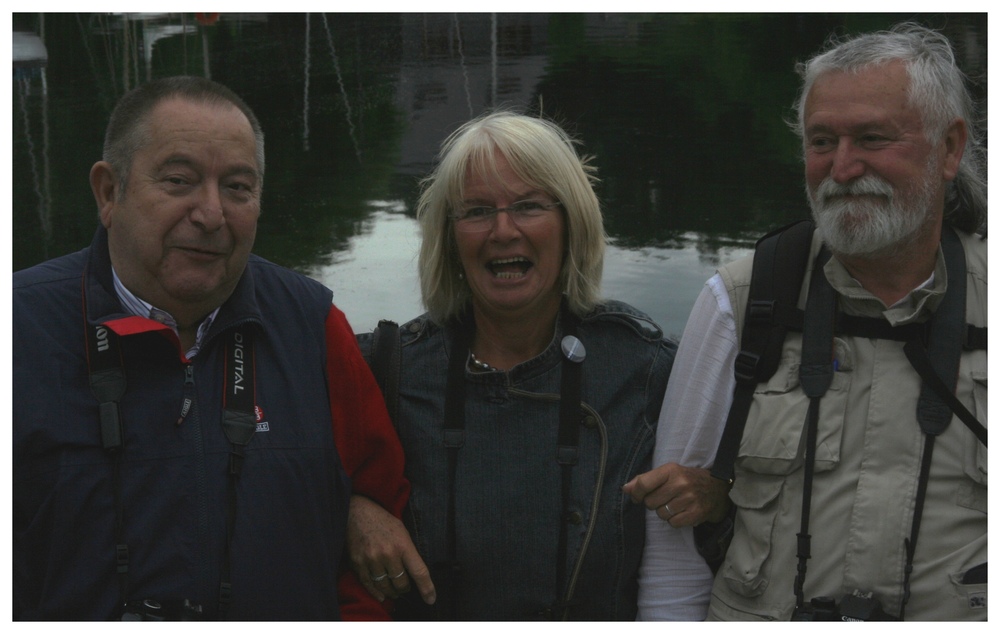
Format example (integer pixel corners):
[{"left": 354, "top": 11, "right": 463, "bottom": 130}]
[
  {"left": 190, "top": 184, "right": 225, "bottom": 231},
  {"left": 829, "top": 138, "right": 866, "bottom": 184}
]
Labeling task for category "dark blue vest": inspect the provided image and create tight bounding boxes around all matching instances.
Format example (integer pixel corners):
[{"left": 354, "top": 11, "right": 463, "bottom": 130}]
[{"left": 14, "top": 228, "right": 351, "bottom": 620}]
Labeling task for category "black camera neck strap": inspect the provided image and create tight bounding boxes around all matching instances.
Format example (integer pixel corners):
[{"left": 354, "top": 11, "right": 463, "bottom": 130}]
[
  {"left": 792, "top": 248, "right": 835, "bottom": 611},
  {"left": 83, "top": 277, "right": 131, "bottom": 610},
  {"left": 553, "top": 312, "right": 583, "bottom": 620},
  {"left": 441, "top": 309, "right": 584, "bottom": 620},
  {"left": 792, "top": 228, "right": 980, "bottom": 619},
  {"left": 83, "top": 280, "right": 258, "bottom": 619},
  {"left": 218, "top": 326, "right": 258, "bottom": 618},
  {"left": 895, "top": 225, "right": 974, "bottom": 620}
]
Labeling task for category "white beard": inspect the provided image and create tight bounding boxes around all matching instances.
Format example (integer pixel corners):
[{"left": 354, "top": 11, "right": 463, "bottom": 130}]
[{"left": 808, "top": 163, "right": 938, "bottom": 258}]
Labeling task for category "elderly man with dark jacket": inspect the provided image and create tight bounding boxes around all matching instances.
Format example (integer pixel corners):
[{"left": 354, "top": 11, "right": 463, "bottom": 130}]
[{"left": 13, "top": 76, "right": 408, "bottom": 621}]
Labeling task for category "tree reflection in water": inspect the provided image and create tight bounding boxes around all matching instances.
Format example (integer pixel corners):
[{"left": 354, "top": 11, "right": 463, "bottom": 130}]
[{"left": 12, "top": 13, "right": 986, "bottom": 335}]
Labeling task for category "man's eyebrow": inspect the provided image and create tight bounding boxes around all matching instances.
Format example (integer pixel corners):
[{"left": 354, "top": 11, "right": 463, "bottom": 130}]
[
  {"left": 225, "top": 165, "right": 260, "bottom": 180},
  {"left": 805, "top": 119, "right": 896, "bottom": 136},
  {"left": 158, "top": 155, "right": 196, "bottom": 169},
  {"left": 157, "top": 155, "right": 259, "bottom": 180}
]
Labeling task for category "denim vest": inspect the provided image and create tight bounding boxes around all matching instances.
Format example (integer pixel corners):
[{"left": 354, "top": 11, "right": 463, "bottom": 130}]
[{"left": 359, "top": 300, "right": 674, "bottom": 620}]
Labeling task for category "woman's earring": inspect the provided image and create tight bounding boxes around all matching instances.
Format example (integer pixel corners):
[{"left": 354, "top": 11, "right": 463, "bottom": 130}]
[{"left": 458, "top": 270, "right": 465, "bottom": 280}]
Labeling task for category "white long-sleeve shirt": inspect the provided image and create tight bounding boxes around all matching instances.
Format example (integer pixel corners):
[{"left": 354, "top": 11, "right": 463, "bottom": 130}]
[{"left": 636, "top": 273, "right": 735, "bottom": 620}]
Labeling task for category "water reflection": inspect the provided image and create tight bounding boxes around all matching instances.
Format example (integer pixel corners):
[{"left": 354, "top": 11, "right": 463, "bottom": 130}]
[
  {"left": 13, "top": 29, "right": 52, "bottom": 259},
  {"left": 310, "top": 209, "right": 424, "bottom": 333},
  {"left": 14, "top": 76, "right": 53, "bottom": 257},
  {"left": 319, "top": 13, "right": 362, "bottom": 161},
  {"left": 11, "top": 13, "right": 986, "bottom": 336}
]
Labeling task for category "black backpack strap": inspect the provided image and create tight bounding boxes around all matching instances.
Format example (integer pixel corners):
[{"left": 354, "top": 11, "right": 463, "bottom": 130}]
[
  {"left": 900, "top": 225, "right": 987, "bottom": 449},
  {"left": 964, "top": 325, "right": 987, "bottom": 351},
  {"left": 912, "top": 225, "right": 968, "bottom": 438},
  {"left": 698, "top": 220, "right": 814, "bottom": 574},
  {"left": 369, "top": 320, "right": 401, "bottom": 424},
  {"left": 711, "top": 220, "right": 815, "bottom": 483}
]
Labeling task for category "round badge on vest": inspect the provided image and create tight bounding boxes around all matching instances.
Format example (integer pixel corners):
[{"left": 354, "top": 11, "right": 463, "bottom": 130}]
[{"left": 561, "top": 336, "right": 585, "bottom": 363}]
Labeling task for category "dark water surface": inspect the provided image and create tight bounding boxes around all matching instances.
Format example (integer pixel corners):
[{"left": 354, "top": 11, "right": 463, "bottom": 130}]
[{"left": 12, "top": 13, "right": 987, "bottom": 336}]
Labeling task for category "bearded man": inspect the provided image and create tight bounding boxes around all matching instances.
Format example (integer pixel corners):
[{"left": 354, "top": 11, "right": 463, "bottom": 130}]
[{"left": 628, "top": 23, "right": 986, "bottom": 621}]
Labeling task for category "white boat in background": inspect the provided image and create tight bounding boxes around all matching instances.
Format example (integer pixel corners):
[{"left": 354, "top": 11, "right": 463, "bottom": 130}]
[{"left": 13, "top": 31, "right": 48, "bottom": 73}]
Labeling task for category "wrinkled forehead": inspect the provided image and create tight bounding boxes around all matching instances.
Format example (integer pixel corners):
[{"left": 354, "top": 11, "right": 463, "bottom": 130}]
[
  {"left": 146, "top": 97, "right": 261, "bottom": 165},
  {"left": 147, "top": 96, "right": 249, "bottom": 128},
  {"left": 808, "top": 60, "right": 913, "bottom": 105}
]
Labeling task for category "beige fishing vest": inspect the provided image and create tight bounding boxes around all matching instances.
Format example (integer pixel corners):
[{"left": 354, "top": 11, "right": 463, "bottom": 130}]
[{"left": 708, "top": 228, "right": 987, "bottom": 621}]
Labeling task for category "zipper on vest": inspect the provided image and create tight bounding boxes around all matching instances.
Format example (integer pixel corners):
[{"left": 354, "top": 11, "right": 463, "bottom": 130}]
[
  {"left": 176, "top": 366, "right": 195, "bottom": 425},
  {"left": 184, "top": 362, "right": 213, "bottom": 609}
]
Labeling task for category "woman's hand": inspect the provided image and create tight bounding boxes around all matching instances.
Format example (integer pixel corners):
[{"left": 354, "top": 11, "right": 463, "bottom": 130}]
[
  {"left": 347, "top": 495, "right": 437, "bottom": 605},
  {"left": 623, "top": 464, "right": 731, "bottom": 527}
]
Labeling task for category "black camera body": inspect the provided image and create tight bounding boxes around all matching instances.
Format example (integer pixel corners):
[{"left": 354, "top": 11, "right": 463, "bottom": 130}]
[
  {"left": 121, "top": 599, "right": 204, "bottom": 621},
  {"left": 791, "top": 590, "right": 897, "bottom": 621}
]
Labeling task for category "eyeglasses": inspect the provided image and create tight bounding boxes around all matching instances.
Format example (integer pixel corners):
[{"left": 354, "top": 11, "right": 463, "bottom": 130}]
[{"left": 451, "top": 200, "right": 562, "bottom": 233}]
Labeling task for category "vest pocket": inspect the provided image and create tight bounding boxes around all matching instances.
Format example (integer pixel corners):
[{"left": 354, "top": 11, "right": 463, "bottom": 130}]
[
  {"left": 721, "top": 475, "right": 785, "bottom": 597},
  {"left": 957, "top": 371, "right": 987, "bottom": 512},
  {"left": 948, "top": 565, "right": 987, "bottom": 615},
  {"left": 722, "top": 343, "right": 851, "bottom": 599},
  {"left": 737, "top": 348, "right": 850, "bottom": 476}
]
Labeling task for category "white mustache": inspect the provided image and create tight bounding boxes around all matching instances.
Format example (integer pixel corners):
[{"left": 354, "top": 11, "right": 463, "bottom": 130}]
[{"left": 815, "top": 175, "right": 894, "bottom": 201}]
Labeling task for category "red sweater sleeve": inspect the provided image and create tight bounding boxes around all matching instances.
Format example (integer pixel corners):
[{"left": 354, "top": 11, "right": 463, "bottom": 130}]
[
  {"left": 324, "top": 304, "right": 409, "bottom": 511},
  {"left": 324, "top": 304, "right": 409, "bottom": 619}
]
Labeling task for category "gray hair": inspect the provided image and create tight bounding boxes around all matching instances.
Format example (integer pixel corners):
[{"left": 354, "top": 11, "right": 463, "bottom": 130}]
[
  {"left": 102, "top": 76, "right": 265, "bottom": 194},
  {"left": 416, "top": 111, "right": 607, "bottom": 324},
  {"left": 792, "top": 23, "right": 986, "bottom": 234}
]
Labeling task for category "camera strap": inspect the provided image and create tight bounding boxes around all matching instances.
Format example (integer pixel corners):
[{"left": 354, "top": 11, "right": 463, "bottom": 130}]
[
  {"left": 440, "top": 307, "right": 584, "bottom": 620},
  {"left": 83, "top": 280, "right": 258, "bottom": 620},
  {"left": 897, "top": 226, "right": 972, "bottom": 619},
  {"left": 792, "top": 248, "right": 835, "bottom": 610},
  {"left": 553, "top": 312, "right": 583, "bottom": 620},
  {"left": 84, "top": 280, "right": 131, "bottom": 611},
  {"left": 440, "top": 316, "right": 469, "bottom": 621},
  {"left": 218, "top": 327, "right": 258, "bottom": 618}
]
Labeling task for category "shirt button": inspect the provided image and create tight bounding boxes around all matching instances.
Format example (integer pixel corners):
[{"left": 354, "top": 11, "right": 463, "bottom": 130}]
[
  {"left": 566, "top": 511, "right": 583, "bottom": 525},
  {"left": 582, "top": 415, "right": 597, "bottom": 429}
]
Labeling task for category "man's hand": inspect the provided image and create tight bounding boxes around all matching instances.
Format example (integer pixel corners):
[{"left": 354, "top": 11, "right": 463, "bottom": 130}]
[
  {"left": 623, "top": 464, "right": 730, "bottom": 527},
  {"left": 347, "top": 495, "right": 436, "bottom": 605}
]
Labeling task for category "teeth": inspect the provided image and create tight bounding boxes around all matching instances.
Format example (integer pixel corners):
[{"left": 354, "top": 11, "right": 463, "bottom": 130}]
[{"left": 488, "top": 256, "right": 530, "bottom": 279}]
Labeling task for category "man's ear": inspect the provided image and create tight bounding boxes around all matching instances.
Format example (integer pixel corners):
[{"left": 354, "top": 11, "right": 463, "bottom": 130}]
[
  {"left": 940, "top": 118, "right": 967, "bottom": 182},
  {"left": 90, "top": 161, "right": 118, "bottom": 228}
]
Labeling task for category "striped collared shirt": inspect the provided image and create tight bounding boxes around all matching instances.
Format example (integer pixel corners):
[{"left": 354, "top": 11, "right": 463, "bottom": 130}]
[{"left": 112, "top": 269, "right": 219, "bottom": 359}]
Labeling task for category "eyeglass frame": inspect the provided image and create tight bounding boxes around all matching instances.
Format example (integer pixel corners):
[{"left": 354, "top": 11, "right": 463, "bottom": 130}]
[{"left": 450, "top": 200, "right": 563, "bottom": 233}]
